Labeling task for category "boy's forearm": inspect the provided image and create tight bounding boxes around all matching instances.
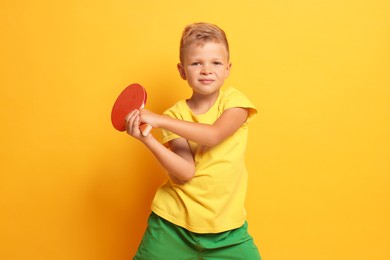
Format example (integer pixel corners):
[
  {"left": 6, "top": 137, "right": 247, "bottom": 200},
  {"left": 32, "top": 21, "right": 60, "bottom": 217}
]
[
  {"left": 157, "top": 116, "right": 218, "bottom": 146},
  {"left": 155, "top": 107, "right": 248, "bottom": 147},
  {"left": 142, "top": 136, "right": 195, "bottom": 183}
]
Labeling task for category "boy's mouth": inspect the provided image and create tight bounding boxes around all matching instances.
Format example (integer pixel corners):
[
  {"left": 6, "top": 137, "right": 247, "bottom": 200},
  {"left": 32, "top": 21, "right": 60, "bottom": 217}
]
[{"left": 199, "top": 78, "right": 214, "bottom": 84}]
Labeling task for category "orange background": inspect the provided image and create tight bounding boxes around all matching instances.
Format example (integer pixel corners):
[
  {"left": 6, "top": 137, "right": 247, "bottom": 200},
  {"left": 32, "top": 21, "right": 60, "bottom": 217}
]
[{"left": 1, "top": 1, "right": 389, "bottom": 259}]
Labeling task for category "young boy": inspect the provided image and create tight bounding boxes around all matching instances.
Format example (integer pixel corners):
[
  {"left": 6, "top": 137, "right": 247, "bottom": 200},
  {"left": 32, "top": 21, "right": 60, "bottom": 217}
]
[{"left": 127, "top": 22, "right": 261, "bottom": 259}]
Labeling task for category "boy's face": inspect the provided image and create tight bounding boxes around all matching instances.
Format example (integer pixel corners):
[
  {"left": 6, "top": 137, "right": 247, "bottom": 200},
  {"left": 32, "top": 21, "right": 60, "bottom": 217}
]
[{"left": 178, "top": 41, "right": 231, "bottom": 96}]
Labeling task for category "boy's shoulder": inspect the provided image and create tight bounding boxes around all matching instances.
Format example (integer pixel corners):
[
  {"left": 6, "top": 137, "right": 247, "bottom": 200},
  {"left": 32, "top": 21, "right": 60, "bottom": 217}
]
[
  {"left": 221, "top": 86, "right": 246, "bottom": 98},
  {"left": 220, "top": 86, "right": 250, "bottom": 103}
]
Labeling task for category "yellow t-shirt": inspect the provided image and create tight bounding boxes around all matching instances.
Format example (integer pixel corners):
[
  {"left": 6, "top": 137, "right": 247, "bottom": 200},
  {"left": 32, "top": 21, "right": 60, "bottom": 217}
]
[{"left": 151, "top": 87, "right": 257, "bottom": 233}]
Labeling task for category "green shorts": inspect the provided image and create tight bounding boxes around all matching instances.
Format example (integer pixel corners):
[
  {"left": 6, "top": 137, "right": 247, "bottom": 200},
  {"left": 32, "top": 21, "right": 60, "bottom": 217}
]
[{"left": 134, "top": 212, "right": 261, "bottom": 260}]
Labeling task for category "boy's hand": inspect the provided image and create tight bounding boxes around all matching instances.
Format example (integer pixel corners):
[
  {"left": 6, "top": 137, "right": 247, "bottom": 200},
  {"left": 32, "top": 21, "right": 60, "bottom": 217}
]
[
  {"left": 125, "top": 110, "right": 151, "bottom": 141},
  {"left": 139, "top": 108, "right": 161, "bottom": 128}
]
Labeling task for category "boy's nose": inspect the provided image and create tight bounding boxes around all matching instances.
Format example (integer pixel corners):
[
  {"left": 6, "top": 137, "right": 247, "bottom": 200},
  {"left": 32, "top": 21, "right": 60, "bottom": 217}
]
[{"left": 201, "top": 65, "right": 212, "bottom": 74}]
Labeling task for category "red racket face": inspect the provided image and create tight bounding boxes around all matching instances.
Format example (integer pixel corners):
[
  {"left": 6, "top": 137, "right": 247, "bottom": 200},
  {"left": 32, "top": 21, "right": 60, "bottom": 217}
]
[{"left": 111, "top": 83, "right": 147, "bottom": 131}]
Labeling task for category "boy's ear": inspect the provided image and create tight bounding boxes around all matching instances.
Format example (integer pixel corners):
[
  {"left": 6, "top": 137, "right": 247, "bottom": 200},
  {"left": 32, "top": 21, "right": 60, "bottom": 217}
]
[
  {"left": 225, "top": 62, "right": 232, "bottom": 77},
  {"left": 177, "top": 63, "right": 187, "bottom": 80}
]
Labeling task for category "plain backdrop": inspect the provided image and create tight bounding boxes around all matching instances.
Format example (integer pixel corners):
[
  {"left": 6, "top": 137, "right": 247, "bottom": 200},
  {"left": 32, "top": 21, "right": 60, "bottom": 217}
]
[{"left": 1, "top": 1, "right": 389, "bottom": 259}]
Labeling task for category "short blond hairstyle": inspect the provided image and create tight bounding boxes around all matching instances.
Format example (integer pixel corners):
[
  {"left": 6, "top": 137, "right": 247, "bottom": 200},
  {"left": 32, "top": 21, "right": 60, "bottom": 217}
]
[{"left": 179, "top": 22, "right": 230, "bottom": 63}]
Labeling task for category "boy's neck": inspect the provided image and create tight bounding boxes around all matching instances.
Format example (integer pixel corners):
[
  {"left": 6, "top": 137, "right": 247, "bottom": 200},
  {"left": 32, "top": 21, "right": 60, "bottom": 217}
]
[{"left": 186, "top": 90, "right": 220, "bottom": 115}]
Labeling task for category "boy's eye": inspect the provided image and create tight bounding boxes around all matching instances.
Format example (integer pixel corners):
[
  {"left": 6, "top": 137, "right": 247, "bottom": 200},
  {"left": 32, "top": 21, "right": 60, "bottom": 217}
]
[
  {"left": 213, "top": 61, "right": 223, "bottom": 65},
  {"left": 191, "top": 62, "right": 201, "bottom": 66}
]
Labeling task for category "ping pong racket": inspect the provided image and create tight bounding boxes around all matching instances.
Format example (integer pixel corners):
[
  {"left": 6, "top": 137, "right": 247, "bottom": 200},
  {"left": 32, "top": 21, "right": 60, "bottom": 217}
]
[{"left": 111, "top": 83, "right": 152, "bottom": 136}]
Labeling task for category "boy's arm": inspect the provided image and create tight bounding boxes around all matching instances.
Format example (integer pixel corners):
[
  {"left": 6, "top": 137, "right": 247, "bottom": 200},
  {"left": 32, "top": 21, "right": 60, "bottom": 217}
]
[
  {"left": 145, "top": 137, "right": 195, "bottom": 184},
  {"left": 126, "top": 110, "right": 195, "bottom": 183},
  {"left": 140, "top": 107, "right": 249, "bottom": 147}
]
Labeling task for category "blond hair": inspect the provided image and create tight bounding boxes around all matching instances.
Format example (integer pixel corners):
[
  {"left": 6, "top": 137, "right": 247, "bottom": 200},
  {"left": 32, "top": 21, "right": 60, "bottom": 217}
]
[{"left": 179, "top": 22, "right": 230, "bottom": 63}]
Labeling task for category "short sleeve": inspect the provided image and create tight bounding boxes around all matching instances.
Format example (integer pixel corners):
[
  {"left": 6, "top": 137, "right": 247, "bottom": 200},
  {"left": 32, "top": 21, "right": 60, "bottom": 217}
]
[{"left": 221, "top": 87, "right": 258, "bottom": 122}]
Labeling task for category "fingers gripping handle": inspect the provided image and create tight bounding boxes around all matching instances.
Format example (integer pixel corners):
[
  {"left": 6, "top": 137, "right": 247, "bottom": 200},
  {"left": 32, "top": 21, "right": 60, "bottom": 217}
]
[
  {"left": 139, "top": 124, "right": 152, "bottom": 136},
  {"left": 138, "top": 103, "right": 152, "bottom": 136}
]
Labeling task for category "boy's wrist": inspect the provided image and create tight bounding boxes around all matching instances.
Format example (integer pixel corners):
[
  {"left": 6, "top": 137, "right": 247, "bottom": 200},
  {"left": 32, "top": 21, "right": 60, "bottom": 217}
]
[
  {"left": 155, "top": 114, "right": 166, "bottom": 128},
  {"left": 141, "top": 133, "right": 157, "bottom": 147}
]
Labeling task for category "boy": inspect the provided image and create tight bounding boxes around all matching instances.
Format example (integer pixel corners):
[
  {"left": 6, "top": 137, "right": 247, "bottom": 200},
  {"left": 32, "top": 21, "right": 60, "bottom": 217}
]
[{"left": 127, "top": 22, "right": 261, "bottom": 259}]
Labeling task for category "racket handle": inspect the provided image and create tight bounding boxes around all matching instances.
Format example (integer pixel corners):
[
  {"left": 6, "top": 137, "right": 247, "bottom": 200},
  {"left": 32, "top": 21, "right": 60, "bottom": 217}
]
[{"left": 139, "top": 124, "right": 152, "bottom": 136}]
